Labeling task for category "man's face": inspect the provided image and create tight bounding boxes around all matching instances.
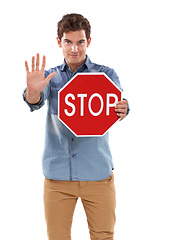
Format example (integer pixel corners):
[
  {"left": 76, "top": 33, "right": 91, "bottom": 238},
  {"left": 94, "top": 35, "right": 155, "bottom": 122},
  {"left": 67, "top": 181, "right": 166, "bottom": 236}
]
[{"left": 57, "top": 30, "right": 91, "bottom": 72}]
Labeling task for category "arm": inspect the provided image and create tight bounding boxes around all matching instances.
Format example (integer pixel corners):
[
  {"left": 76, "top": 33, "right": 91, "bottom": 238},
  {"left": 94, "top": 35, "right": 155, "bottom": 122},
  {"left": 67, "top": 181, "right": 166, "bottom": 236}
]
[
  {"left": 105, "top": 68, "right": 129, "bottom": 121},
  {"left": 24, "top": 53, "right": 56, "bottom": 104}
]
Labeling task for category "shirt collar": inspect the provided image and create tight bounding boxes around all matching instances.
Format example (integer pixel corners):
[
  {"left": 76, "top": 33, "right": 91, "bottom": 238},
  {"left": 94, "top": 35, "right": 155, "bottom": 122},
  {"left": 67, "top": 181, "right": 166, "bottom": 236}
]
[{"left": 60, "top": 55, "right": 92, "bottom": 72}]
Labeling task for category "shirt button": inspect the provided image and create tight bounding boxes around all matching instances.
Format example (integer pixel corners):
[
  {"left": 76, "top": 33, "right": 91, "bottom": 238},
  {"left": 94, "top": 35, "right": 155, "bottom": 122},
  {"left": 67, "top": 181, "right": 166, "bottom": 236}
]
[
  {"left": 72, "top": 154, "right": 75, "bottom": 158},
  {"left": 72, "top": 138, "right": 74, "bottom": 141}
]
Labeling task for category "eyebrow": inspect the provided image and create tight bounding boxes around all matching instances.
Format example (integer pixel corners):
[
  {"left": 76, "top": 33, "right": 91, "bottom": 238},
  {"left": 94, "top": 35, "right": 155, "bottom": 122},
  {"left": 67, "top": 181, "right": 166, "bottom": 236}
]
[
  {"left": 64, "top": 39, "right": 86, "bottom": 42},
  {"left": 64, "top": 39, "right": 71, "bottom": 42}
]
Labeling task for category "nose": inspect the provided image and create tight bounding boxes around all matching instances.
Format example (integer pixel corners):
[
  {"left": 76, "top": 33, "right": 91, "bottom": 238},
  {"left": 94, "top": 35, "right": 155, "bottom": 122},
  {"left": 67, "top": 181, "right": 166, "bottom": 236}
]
[{"left": 72, "top": 44, "right": 78, "bottom": 52}]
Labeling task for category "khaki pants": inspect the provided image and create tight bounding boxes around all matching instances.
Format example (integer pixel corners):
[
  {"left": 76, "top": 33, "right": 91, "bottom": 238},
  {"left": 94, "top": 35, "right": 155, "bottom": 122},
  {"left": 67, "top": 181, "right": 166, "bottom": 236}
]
[{"left": 44, "top": 172, "right": 116, "bottom": 240}]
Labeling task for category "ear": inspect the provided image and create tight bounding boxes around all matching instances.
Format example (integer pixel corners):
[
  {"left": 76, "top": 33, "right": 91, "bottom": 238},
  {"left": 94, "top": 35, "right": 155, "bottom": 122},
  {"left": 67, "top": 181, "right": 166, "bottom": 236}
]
[
  {"left": 87, "top": 37, "right": 91, "bottom": 47},
  {"left": 56, "top": 37, "right": 62, "bottom": 48}
]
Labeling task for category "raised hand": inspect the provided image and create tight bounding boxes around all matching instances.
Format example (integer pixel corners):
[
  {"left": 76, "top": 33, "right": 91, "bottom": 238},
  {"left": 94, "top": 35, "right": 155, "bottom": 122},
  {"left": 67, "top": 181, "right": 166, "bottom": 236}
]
[{"left": 25, "top": 53, "right": 56, "bottom": 104}]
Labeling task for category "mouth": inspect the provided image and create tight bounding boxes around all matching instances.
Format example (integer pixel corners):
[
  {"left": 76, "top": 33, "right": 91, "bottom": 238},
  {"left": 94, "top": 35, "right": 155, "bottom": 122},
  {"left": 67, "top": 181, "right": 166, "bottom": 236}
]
[{"left": 69, "top": 53, "right": 80, "bottom": 57}]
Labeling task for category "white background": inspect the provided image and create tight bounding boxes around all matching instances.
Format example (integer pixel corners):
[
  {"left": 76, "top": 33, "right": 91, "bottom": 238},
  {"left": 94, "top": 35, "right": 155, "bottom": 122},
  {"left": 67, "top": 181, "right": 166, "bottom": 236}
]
[{"left": 0, "top": 0, "right": 179, "bottom": 239}]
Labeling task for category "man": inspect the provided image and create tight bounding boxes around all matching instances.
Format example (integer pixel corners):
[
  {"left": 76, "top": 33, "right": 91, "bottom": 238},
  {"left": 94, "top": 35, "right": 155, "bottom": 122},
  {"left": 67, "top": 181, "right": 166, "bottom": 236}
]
[{"left": 23, "top": 13, "right": 129, "bottom": 240}]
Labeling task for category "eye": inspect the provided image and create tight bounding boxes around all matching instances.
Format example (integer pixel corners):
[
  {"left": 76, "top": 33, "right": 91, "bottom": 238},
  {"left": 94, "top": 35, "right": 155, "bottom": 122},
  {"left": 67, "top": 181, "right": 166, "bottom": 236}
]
[
  {"left": 79, "top": 40, "right": 85, "bottom": 45},
  {"left": 65, "top": 40, "right": 71, "bottom": 45}
]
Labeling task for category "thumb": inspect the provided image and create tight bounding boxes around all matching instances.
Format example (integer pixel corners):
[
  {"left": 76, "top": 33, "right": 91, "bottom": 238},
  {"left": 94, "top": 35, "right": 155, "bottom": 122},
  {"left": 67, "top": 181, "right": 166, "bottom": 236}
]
[{"left": 45, "top": 72, "right": 56, "bottom": 84}]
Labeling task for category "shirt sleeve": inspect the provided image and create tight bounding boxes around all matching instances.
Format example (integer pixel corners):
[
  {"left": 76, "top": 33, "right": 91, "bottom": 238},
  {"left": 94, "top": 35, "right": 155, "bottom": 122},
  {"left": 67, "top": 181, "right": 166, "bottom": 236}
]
[
  {"left": 22, "top": 70, "right": 51, "bottom": 112},
  {"left": 105, "top": 68, "right": 130, "bottom": 115},
  {"left": 104, "top": 67, "right": 123, "bottom": 92}
]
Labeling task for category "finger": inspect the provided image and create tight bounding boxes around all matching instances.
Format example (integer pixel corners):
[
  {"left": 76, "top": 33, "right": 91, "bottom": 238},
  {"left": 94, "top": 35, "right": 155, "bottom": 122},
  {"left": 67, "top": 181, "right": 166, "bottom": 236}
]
[
  {"left": 41, "top": 55, "right": 46, "bottom": 71},
  {"left": 115, "top": 105, "right": 127, "bottom": 110},
  {"left": 116, "top": 100, "right": 128, "bottom": 106},
  {"left": 115, "top": 101, "right": 128, "bottom": 111},
  {"left": 117, "top": 113, "right": 126, "bottom": 121},
  {"left": 36, "top": 53, "right": 40, "bottom": 70},
  {"left": 115, "top": 105, "right": 127, "bottom": 112},
  {"left": 115, "top": 107, "right": 127, "bottom": 115},
  {"left": 31, "top": 56, "right": 35, "bottom": 71},
  {"left": 25, "top": 60, "right": 29, "bottom": 73}
]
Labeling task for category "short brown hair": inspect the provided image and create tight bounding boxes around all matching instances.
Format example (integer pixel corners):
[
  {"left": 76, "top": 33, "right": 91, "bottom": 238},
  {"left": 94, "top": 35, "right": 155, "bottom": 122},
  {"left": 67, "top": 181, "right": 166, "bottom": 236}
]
[{"left": 57, "top": 13, "right": 91, "bottom": 40}]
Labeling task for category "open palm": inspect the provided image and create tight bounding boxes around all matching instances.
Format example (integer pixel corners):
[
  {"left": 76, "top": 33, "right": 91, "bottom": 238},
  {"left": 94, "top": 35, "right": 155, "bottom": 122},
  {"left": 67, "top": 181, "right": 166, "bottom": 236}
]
[{"left": 25, "top": 53, "right": 56, "bottom": 94}]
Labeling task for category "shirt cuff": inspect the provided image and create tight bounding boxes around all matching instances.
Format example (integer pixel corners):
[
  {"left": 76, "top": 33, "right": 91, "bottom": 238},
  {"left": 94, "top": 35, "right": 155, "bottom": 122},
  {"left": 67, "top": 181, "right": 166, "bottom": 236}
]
[
  {"left": 123, "top": 98, "right": 130, "bottom": 116},
  {"left": 23, "top": 89, "right": 45, "bottom": 112}
]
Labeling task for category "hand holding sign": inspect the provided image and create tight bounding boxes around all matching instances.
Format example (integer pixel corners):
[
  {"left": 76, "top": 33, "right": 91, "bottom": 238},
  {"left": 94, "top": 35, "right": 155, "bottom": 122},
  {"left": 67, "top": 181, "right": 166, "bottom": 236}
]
[{"left": 115, "top": 100, "right": 128, "bottom": 121}]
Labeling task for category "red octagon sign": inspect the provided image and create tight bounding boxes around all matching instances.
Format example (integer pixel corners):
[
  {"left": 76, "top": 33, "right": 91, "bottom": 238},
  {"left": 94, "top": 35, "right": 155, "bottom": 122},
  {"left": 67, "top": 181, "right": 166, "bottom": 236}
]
[{"left": 58, "top": 73, "right": 122, "bottom": 137}]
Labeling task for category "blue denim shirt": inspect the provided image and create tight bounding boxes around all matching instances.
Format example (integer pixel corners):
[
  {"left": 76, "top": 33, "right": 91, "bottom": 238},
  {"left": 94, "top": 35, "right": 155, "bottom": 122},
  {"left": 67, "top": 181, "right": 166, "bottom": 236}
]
[{"left": 23, "top": 55, "right": 129, "bottom": 181}]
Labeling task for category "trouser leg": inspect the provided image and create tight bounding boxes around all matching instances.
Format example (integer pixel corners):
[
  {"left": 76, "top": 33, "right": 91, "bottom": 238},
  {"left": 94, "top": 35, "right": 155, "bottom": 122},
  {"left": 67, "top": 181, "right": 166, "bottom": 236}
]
[
  {"left": 44, "top": 178, "right": 78, "bottom": 240},
  {"left": 81, "top": 172, "right": 116, "bottom": 240}
]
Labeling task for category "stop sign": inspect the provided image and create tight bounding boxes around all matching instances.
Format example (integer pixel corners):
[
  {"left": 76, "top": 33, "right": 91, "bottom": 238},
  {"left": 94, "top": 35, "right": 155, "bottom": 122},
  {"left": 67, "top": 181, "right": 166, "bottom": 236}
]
[{"left": 58, "top": 73, "right": 122, "bottom": 136}]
